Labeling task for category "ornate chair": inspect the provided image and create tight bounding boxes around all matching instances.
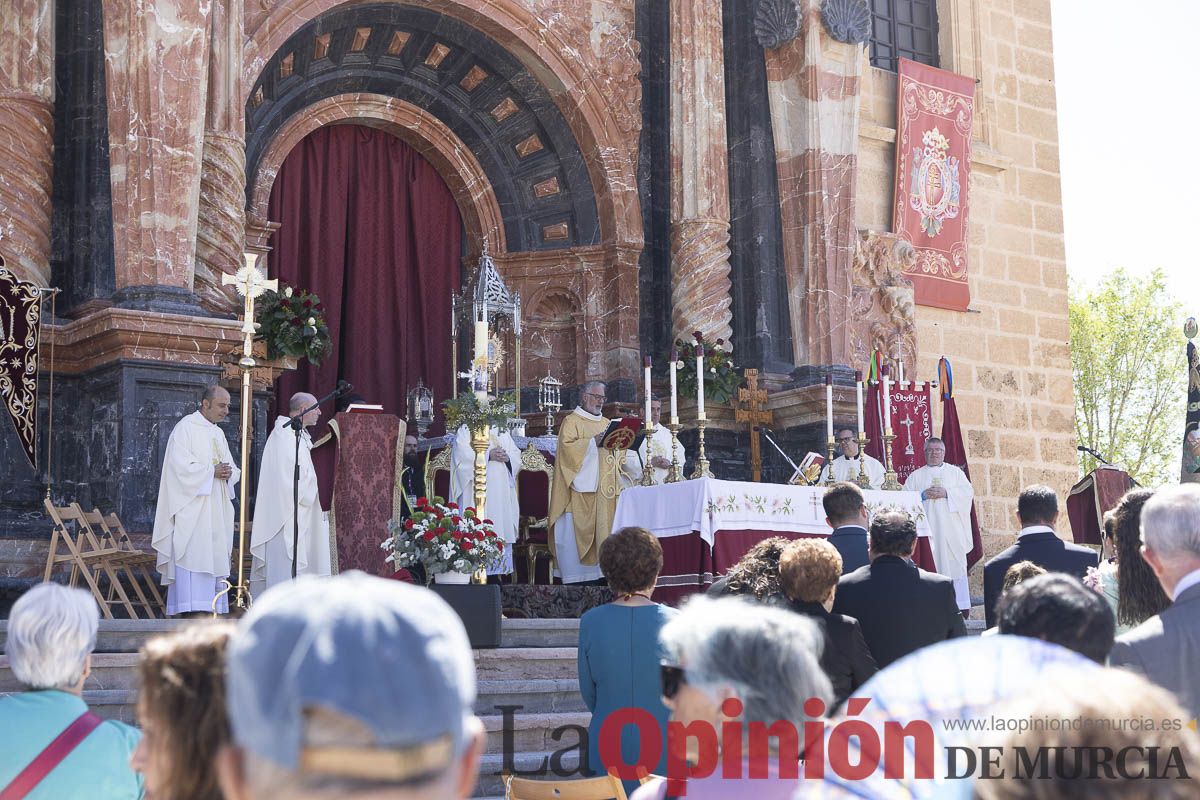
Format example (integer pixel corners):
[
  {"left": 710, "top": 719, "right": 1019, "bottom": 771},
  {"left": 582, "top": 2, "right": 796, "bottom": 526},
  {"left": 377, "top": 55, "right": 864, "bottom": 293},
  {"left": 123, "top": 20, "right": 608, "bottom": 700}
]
[
  {"left": 423, "top": 444, "right": 453, "bottom": 501},
  {"left": 516, "top": 443, "right": 555, "bottom": 584}
]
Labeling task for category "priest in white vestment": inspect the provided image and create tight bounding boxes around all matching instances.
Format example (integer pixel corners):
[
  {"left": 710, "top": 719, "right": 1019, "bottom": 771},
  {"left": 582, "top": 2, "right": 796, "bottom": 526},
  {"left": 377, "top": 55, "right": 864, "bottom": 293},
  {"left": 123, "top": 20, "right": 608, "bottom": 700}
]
[
  {"left": 449, "top": 423, "right": 522, "bottom": 575},
  {"left": 623, "top": 398, "right": 685, "bottom": 486},
  {"left": 250, "top": 392, "right": 332, "bottom": 597},
  {"left": 819, "top": 428, "right": 885, "bottom": 489},
  {"left": 904, "top": 437, "right": 974, "bottom": 611},
  {"left": 151, "top": 386, "right": 240, "bottom": 616}
]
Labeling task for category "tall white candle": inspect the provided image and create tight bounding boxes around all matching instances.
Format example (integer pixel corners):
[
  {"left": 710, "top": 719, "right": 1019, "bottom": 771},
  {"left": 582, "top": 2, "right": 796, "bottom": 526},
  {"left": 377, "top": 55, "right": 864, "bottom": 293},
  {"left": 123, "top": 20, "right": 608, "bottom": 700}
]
[
  {"left": 473, "top": 301, "right": 488, "bottom": 399},
  {"left": 855, "top": 370, "right": 865, "bottom": 435},
  {"left": 643, "top": 356, "right": 653, "bottom": 427},
  {"left": 696, "top": 345, "right": 706, "bottom": 419},
  {"left": 825, "top": 375, "right": 834, "bottom": 440},
  {"left": 669, "top": 348, "right": 679, "bottom": 424},
  {"left": 898, "top": 359, "right": 905, "bottom": 385},
  {"left": 883, "top": 369, "right": 893, "bottom": 434}
]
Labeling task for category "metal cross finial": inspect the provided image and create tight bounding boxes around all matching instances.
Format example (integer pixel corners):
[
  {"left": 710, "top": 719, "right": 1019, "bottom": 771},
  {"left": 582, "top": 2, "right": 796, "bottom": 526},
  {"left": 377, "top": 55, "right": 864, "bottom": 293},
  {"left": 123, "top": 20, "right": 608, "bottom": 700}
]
[
  {"left": 900, "top": 415, "right": 916, "bottom": 456},
  {"left": 222, "top": 254, "right": 277, "bottom": 360}
]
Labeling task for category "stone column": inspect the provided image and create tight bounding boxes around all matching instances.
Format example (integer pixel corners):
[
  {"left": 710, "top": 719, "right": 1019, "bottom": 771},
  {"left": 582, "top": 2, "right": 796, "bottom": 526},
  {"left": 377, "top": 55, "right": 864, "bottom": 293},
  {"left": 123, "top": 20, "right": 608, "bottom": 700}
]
[
  {"left": 102, "top": 0, "right": 211, "bottom": 310},
  {"left": 0, "top": 0, "right": 55, "bottom": 286},
  {"left": 758, "top": 0, "right": 867, "bottom": 367},
  {"left": 195, "top": 0, "right": 246, "bottom": 313},
  {"left": 669, "top": 0, "right": 734, "bottom": 349}
]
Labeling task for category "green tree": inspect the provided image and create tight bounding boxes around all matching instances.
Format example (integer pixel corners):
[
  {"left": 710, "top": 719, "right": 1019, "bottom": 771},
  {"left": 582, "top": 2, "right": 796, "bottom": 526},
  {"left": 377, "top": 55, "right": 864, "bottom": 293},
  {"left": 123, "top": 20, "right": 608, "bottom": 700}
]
[{"left": 1069, "top": 268, "right": 1185, "bottom": 486}]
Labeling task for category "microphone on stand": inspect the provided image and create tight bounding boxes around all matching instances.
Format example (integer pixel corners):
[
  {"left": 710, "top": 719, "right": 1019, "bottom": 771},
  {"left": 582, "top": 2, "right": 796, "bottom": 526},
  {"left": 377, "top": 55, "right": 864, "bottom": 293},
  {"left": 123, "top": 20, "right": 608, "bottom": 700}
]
[
  {"left": 1076, "top": 445, "right": 1112, "bottom": 465},
  {"left": 754, "top": 426, "right": 802, "bottom": 478}
]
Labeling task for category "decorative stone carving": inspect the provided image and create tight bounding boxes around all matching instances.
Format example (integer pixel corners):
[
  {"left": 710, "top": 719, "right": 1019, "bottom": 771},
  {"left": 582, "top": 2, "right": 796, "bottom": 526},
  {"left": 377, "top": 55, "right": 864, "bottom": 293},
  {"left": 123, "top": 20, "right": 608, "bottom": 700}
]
[
  {"left": 821, "top": 0, "right": 872, "bottom": 45},
  {"left": 849, "top": 231, "right": 918, "bottom": 369},
  {"left": 754, "top": 0, "right": 801, "bottom": 49},
  {"left": 196, "top": 133, "right": 246, "bottom": 312},
  {"left": 670, "top": 222, "right": 734, "bottom": 347}
]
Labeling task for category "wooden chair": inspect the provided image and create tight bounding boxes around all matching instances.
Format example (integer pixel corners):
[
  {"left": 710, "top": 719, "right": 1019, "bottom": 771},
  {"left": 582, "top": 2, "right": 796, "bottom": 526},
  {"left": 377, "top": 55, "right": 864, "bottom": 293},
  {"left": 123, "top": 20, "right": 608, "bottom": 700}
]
[
  {"left": 42, "top": 498, "right": 140, "bottom": 619},
  {"left": 516, "top": 443, "right": 556, "bottom": 584},
  {"left": 424, "top": 445, "right": 453, "bottom": 501},
  {"left": 84, "top": 508, "right": 164, "bottom": 618},
  {"left": 505, "top": 773, "right": 628, "bottom": 800}
]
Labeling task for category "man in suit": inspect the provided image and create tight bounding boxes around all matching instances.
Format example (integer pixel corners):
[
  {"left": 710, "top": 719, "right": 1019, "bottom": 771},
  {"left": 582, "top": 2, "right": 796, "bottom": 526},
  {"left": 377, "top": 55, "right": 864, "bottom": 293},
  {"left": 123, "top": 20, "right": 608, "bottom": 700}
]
[
  {"left": 983, "top": 484, "right": 1098, "bottom": 627},
  {"left": 833, "top": 508, "right": 965, "bottom": 669},
  {"left": 823, "top": 481, "right": 870, "bottom": 574},
  {"left": 1109, "top": 484, "right": 1200, "bottom": 722}
]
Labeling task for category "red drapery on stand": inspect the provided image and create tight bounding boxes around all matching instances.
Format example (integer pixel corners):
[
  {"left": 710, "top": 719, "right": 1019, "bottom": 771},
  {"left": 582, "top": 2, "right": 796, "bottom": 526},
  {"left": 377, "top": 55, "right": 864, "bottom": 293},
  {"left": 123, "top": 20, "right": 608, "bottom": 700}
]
[{"left": 267, "top": 124, "right": 461, "bottom": 429}]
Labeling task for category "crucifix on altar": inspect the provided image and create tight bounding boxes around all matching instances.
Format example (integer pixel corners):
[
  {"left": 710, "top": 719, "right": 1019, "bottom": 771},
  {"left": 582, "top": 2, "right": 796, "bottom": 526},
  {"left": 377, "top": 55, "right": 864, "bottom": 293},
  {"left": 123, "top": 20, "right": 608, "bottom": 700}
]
[{"left": 735, "top": 369, "right": 773, "bottom": 482}]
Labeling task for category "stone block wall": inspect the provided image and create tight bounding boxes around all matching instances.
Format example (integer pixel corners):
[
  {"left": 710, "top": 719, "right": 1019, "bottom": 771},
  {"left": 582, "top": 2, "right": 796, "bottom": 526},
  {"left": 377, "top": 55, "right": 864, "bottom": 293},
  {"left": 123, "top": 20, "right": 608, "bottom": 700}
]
[{"left": 856, "top": 0, "right": 1076, "bottom": 575}]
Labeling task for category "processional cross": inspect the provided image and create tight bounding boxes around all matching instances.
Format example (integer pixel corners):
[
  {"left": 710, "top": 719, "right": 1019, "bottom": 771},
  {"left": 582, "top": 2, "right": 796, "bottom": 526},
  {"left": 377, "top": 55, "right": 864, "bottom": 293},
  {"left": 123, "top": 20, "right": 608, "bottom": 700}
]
[
  {"left": 735, "top": 369, "right": 773, "bottom": 482},
  {"left": 900, "top": 415, "right": 916, "bottom": 456},
  {"left": 215, "top": 255, "right": 277, "bottom": 613}
]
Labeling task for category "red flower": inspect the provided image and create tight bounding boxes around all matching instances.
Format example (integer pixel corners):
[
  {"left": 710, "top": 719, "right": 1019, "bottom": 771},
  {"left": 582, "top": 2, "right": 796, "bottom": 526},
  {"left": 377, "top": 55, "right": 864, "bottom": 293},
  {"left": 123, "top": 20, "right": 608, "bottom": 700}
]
[
  {"left": 497, "top": 542, "right": 505, "bottom": 551},
  {"left": 423, "top": 531, "right": 436, "bottom": 542},
  {"left": 303, "top": 298, "right": 313, "bottom": 308},
  {"left": 483, "top": 519, "right": 494, "bottom": 526},
  {"left": 290, "top": 318, "right": 302, "bottom": 326},
  {"left": 447, "top": 502, "right": 459, "bottom": 510},
  {"left": 404, "top": 519, "right": 414, "bottom": 530},
  {"left": 715, "top": 338, "right": 725, "bottom": 346},
  {"left": 693, "top": 331, "right": 703, "bottom": 341}
]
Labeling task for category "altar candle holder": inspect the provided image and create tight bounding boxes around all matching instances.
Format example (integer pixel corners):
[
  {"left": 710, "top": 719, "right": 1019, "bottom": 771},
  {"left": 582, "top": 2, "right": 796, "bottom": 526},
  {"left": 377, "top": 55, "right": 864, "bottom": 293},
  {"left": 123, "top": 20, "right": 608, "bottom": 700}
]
[
  {"left": 881, "top": 430, "right": 903, "bottom": 490},
  {"left": 690, "top": 415, "right": 714, "bottom": 480},
  {"left": 855, "top": 433, "right": 873, "bottom": 489},
  {"left": 639, "top": 420, "right": 658, "bottom": 487},
  {"left": 822, "top": 437, "right": 837, "bottom": 486},
  {"left": 666, "top": 422, "right": 684, "bottom": 483}
]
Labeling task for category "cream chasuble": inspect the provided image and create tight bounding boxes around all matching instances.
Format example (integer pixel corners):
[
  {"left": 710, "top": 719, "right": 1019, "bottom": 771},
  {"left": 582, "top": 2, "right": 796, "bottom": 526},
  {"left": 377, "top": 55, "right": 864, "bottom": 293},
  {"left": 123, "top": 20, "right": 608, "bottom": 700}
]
[
  {"left": 904, "top": 462, "right": 974, "bottom": 610},
  {"left": 250, "top": 417, "right": 332, "bottom": 595},
  {"left": 820, "top": 453, "right": 886, "bottom": 489},
  {"left": 151, "top": 411, "right": 240, "bottom": 585},
  {"left": 450, "top": 425, "right": 522, "bottom": 574}
]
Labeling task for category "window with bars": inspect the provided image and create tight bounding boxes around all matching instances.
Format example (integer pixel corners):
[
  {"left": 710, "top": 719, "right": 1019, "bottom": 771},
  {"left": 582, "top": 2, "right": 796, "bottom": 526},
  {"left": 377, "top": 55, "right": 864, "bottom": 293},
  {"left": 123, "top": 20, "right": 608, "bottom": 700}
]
[{"left": 869, "top": 0, "right": 940, "bottom": 72}]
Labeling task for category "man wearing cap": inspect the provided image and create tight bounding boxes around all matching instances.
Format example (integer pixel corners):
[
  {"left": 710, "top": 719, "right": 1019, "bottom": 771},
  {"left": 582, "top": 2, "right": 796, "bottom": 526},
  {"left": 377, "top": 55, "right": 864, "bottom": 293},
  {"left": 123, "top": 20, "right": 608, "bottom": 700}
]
[{"left": 215, "top": 572, "right": 486, "bottom": 799}]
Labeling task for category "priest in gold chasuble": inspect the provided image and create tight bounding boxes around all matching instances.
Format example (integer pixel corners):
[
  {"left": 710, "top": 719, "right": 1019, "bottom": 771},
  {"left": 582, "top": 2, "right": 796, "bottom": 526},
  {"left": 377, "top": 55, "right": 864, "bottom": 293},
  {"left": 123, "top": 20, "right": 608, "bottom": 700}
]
[{"left": 549, "top": 381, "right": 628, "bottom": 583}]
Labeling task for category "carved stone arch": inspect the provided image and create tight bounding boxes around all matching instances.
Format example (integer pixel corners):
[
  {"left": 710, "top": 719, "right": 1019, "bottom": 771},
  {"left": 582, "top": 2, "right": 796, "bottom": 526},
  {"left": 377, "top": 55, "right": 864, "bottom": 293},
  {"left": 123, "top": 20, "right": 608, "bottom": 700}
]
[
  {"left": 525, "top": 286, "right": 584, "bottom": 387},
  {"left": 244, "top": 2, "right": 606, "bottom": 253}
]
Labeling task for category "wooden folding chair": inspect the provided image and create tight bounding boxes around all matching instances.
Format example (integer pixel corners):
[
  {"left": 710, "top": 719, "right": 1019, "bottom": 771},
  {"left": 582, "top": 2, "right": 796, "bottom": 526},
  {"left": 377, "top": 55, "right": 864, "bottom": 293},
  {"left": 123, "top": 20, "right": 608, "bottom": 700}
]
[
  {"left": 42, "top": 499, "right": 140, "bottom": 619},
  {"left": 505, "top": 774, "right": 628, "bottom": 800},
  {"left": 87, "top": 509, "right": 165, "bottom": 618}
]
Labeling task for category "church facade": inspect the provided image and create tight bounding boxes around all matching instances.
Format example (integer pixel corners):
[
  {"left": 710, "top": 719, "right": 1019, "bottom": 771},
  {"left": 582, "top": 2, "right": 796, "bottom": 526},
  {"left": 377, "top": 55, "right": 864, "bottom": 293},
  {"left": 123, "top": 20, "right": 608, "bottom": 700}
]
[{"left": 0, "top": 0, "right": 1073, "bottom": 592}]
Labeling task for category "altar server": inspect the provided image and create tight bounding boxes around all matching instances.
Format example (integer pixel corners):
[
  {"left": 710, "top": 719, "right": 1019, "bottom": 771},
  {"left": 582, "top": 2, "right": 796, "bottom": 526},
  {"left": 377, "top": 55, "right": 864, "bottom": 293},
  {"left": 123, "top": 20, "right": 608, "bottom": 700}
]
[
  {"left": 450, "top": 422, "right": 522, "bottom": 575},
  {"left": 904, "top": 437, "right": 975, "bottom": 611},
  {"left": 624, "top": 397, "right": 685, "bottom": 485},
  {"left": 250, "top": 392, "right": 332, "bottom": 597},
  {"left": 819, "top": 428, "right": 885, "bottom": 489},
  {"left": 152, "top": 385, "right": 240, "bottom": 616}
]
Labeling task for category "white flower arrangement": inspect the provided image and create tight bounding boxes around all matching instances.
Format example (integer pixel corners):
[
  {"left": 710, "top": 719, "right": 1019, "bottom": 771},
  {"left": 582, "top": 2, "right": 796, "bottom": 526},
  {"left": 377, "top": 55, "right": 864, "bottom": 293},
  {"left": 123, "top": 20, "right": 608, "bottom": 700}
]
[{"left": 382, "top": 495, "right": 505, "bottom": 581}]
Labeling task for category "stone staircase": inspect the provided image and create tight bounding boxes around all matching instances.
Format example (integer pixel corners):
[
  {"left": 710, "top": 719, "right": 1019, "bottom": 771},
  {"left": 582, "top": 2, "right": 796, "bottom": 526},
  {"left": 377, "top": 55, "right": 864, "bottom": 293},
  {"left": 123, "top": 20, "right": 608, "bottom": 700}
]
[{"left": 0, "top": 617, "right": 587, "bottom": 800}]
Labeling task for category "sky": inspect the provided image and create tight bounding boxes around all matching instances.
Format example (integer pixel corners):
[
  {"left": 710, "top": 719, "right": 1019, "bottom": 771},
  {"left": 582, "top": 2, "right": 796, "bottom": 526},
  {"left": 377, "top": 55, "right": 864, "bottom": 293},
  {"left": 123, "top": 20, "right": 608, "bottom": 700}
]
[{"left": 1051, "top": 0, "right": 1200, "bottom": 318}]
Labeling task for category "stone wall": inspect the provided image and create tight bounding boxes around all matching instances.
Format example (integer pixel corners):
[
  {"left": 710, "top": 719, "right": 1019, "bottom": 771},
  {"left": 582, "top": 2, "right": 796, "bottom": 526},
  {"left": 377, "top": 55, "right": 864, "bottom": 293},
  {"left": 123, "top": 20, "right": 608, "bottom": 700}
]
[{"left": 856, "top": 0, "right": 1075, "bottom": 572}]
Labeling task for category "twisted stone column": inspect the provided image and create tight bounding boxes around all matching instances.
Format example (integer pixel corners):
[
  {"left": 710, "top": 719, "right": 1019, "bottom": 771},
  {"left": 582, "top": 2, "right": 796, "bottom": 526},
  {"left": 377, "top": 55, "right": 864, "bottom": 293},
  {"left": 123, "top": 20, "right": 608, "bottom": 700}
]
[
  {"left": 0, "top": 0, "right": 55, "bottom": 286},
  {"left": 669, "top": 0, "right": 734, "bottom": 349}
]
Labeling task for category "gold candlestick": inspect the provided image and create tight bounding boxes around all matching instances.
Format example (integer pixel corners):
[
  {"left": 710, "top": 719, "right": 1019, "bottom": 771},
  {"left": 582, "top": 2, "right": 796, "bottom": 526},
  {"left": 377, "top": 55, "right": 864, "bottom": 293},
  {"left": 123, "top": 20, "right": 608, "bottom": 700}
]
[
  {"left": 470, "top": 425, "right": 490, "bottom": 516},
  {"left": 666, "top": 422, "right": 684, "bottom": 483},
  {"left": 690, "top": 415, "right": 714, "bottom": 479},
  {"left": 854, "top": 433, "right": 873, "bottom": 489},
  {"left": 881, "top": 430, "right": 903, "bottom": 490},
  {"left": 822, "top": 437, "right": 837, "bottom": 486},
  {"left": 639, "top": 422, "right": 657, "bottom": 486}
]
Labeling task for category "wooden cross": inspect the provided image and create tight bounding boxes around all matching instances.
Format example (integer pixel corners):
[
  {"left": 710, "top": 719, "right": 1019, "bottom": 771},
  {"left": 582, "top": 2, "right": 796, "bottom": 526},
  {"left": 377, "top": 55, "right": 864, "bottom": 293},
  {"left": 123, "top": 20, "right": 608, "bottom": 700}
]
[
  {"left": 735, "top": 369, "right": 773, "bottom": 482},
  {"left": 222, "top": 254, "right": 277, "bottom": 358}
]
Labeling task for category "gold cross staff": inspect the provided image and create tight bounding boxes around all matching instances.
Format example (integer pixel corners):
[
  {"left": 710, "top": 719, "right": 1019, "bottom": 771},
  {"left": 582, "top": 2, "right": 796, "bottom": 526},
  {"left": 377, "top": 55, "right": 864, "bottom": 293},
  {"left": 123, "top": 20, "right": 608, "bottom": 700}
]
[{"left": 214, "top": 255, "right": 277, "bottom": 614}]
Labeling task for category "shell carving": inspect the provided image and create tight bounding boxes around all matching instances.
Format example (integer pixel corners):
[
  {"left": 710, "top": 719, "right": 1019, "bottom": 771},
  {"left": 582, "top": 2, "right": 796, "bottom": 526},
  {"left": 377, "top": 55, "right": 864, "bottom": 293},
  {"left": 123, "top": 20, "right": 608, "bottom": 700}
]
[
  {"left": 754, "top": 0, "right": 801, "bottom": 49},
  {"left": 821, "top": 0, "right": 872, "bottom": 45}
]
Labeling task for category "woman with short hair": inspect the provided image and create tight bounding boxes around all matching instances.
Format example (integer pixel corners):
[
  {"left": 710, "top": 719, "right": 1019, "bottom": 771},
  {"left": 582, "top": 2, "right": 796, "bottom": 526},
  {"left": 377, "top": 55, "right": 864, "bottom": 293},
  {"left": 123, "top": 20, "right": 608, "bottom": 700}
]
[
  {"left": 0, "top": 582, "right": 143, "bottom": 798},
  {"left": 130, "top": 622, "right": 235, "bottom": 800},
  {"left": 631, "top": 596, "right": 832, "bottom": 799},
  {"left": 778, "top": 538, "right": 877, "bottom": 705},
  {"left": 578, "top": 527, "right": 677, "bottom": 793}
]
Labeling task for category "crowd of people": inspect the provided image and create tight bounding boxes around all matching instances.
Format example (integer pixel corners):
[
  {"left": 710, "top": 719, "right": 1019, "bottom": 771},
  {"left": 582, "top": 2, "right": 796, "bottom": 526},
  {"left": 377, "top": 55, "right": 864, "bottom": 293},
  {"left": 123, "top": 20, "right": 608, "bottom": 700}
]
[{"left": 2, "top": 482, "right": 1199, "bottom": 798}]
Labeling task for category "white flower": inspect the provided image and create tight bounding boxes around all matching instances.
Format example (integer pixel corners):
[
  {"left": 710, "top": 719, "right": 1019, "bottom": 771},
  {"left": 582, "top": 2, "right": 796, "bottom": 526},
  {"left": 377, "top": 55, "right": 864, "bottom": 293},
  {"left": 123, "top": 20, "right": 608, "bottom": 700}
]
[
  {"left": 284, "top": 286, "right": 293, "bottom": 298},
  {"left": 710, "top": 367, "right": 717, "bottom": 374},
  {"left": 307, "top": 317, "right": 316, "bottom": 326}
]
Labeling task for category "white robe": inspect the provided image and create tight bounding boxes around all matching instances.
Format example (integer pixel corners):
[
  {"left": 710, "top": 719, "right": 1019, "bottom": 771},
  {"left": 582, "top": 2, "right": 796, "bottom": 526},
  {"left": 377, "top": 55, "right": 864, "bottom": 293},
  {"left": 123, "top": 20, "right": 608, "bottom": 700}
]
[
  {"left": 151, "top": 411, "right": 240, "bottom": 614},
  {"left": 450, "top": 425, "right": 521, "bottom": 575},
  {"left": 250, "top": 417, "right": 332, "bottom": 597},
  {"left": 622, "top": 426, "right": 686, "bottom": 486},
  {"left": 904, "top": 463, "right": 974, "bottom": 610},
  {"left": 820, "top": 453, "right": 886, "bottom": 489}
]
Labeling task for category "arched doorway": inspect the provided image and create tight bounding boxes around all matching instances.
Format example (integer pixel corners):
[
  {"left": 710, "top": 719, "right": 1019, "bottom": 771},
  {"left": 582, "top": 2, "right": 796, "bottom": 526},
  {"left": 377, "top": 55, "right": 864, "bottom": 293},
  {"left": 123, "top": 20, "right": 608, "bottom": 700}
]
[{"left": 267, "top": 124, "right": 462, "bottom": 418}]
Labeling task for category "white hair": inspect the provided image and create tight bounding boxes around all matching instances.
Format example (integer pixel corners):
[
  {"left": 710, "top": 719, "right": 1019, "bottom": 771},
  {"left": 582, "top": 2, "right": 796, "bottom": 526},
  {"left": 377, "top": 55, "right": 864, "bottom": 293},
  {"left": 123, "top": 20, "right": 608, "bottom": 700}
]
[
  {"left": 1141, "top": 484, "right": 1200, "bottom": 558},
  {"left": 660, "top": 596, "right": 832, "bottom": 728},
  {"left": 6, "top": 582, "right": 99, "bottom": 690}
]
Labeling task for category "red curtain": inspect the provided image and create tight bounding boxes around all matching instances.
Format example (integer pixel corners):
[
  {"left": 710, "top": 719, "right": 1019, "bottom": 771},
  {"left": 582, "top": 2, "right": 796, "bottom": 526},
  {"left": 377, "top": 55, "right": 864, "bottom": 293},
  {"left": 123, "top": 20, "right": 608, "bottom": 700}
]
[{"left": 267, "top": 125, "right": 461, "bottom": 424}]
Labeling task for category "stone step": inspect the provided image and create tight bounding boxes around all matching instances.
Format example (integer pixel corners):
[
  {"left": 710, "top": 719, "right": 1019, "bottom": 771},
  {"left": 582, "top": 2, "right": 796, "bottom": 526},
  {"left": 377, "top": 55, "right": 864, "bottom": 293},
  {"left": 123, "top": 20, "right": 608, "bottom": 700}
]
[
  {"left": 0, "top": 653, "right": 140, "bottom": 692},
  {"left": 481, "top": 711, "right": 591, "bottom": 755},
  {"left": 474, "top": 647, "right": 578, "bottom": 680},
  {"left": 473, "top": 750, "right": 584, "bottom": 798},
  {"left": 0, "top": 617, "right": 579, "bottom": 653},
  {"left": 475, "top": 679, "right": 587, "bottom": 715}
]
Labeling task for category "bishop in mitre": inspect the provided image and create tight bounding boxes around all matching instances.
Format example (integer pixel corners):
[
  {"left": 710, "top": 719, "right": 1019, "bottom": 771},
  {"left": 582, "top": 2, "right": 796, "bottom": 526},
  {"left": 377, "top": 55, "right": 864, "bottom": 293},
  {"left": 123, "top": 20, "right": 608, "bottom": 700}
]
[
  {"left": 549, "top": 380, "right": 628, "bottom": 583},
  {"left": 623, "top": 396, "right": 685, "bottom": 485},
  {"left": 904, "top": 437, "right": 974, "bottom": 611},
  {"left": 449, "top": 422, "right": 522, "bottom": 575},
  {"left": 819, "top": 428, "right": 885, "bottom": 489},
  {"left": 151, "top": 385, "right": 240, "bottom": 616},
  {"left": 250, "top": 392, "right": 332, "bottom": 596}
]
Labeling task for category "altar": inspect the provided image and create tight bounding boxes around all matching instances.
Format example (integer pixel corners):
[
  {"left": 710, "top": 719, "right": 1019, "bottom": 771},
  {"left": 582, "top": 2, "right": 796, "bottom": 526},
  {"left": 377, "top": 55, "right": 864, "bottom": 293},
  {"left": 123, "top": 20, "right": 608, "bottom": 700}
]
[{"left": 612, "top": 478, "right": 935, "bottom": 604}]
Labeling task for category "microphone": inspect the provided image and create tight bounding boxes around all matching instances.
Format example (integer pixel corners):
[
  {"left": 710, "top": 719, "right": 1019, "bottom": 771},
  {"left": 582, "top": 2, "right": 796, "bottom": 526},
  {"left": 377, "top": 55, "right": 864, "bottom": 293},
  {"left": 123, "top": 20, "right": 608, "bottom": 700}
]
[{"left": 335, "top": 380, "right": 354, "bottom": 397}]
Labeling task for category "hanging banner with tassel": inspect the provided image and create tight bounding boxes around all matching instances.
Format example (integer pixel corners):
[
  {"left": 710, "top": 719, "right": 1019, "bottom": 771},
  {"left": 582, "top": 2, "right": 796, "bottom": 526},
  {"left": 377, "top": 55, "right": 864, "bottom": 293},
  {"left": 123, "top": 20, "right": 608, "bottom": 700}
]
[{"left": 0, "top": 255, "right": 43, "bottom": 468}]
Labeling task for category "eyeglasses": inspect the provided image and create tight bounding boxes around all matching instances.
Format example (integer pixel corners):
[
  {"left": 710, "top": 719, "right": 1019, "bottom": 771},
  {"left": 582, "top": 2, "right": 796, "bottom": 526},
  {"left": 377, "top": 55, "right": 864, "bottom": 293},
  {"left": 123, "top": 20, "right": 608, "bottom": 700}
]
[
  {"left": 582, "top": 393, "right": 606, "bottom": 401},
  {"left": 660, "top": 664, "right": 687, "bottom": 699},
  {"left": 836, "top": 437, "right": 855, "bottom": 443}
]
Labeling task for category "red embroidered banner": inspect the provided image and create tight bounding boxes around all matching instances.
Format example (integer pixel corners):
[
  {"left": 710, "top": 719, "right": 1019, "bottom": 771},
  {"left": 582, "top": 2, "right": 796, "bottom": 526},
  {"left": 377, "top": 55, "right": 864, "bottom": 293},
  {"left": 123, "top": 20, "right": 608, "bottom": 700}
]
[
  {"left": 863, "top": 374, "right": 933, "bottom": 484},
  {"left": 893, "top": 58, "right": 976, "bottom": 312}
]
